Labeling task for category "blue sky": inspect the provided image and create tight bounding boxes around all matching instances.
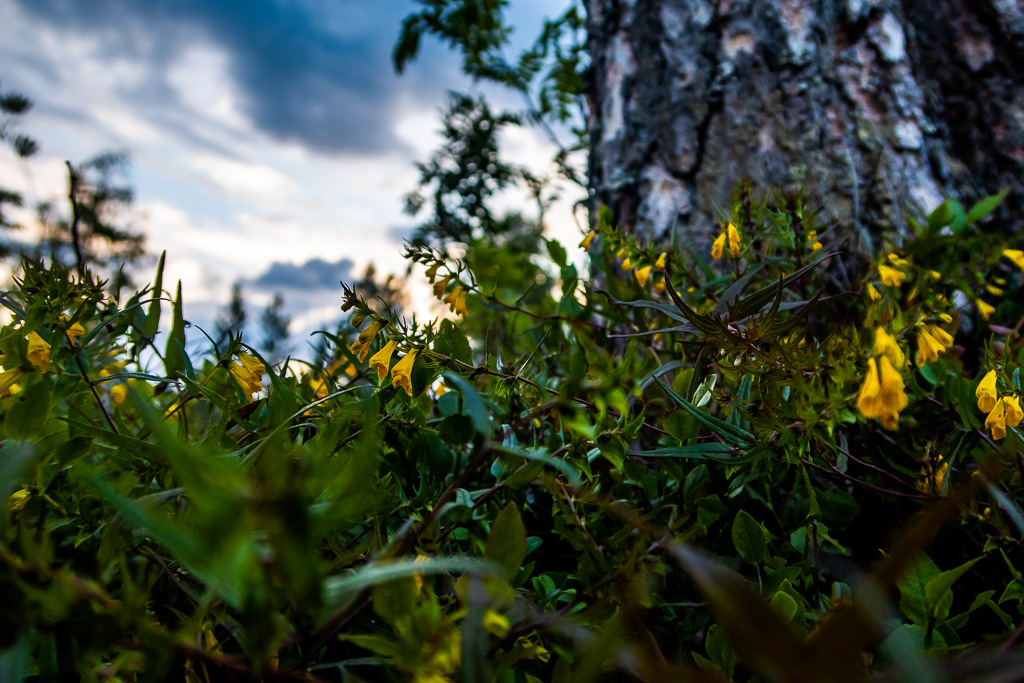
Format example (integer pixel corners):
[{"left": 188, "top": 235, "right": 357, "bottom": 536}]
[{"left": 0, "top": 0, "right": 577, "bottom": 347}]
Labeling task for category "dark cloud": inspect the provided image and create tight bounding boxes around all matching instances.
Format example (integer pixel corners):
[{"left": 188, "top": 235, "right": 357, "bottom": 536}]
[
  {"left": 8, "top": 0, "right": 458, "bottom": 153},
  {"left": 253, "top": 257, "right": 354, "bottom": 291}
]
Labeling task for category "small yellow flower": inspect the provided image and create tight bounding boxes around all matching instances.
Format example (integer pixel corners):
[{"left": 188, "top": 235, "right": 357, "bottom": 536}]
[
  {"left": 976, "top": 369, "right": 998, "bottom": 413},
  {"left": 432, "top": 275, "right": 452, "bottom": 299},
  {"left": 887, "top": 253, "right": 910, "bottom": 267},
  {"left": 579, "top": 231, "right": 595, "bottom": 250},
  {"left": 915, "top": 325, "right": 953, "bottom": 366},
  {"left": 873, "top": 327, "right": 906, "bottom": 370},
  {"left": 425, "top": 262, "right": 441, "bottom": 283},
  {"left": 1003, "top": 249, "right": 1024, "bottom": 272},
  {"left": 391, "top": 348, "right": 419, "bottom": 397},
  {"left": 727, "top": 222, "right": 741, "bottom": 256},
  {"left": 228, "top": 351, "right": 265, "bottom": 398},
  {"left": 635, "top": 265, "right": 652, "bottom": 286},
  {"left": 8, "top": 488, "right": 33, "bottom": 512},
  {"left": 0, "top": 367, "right": 25, "bottom": 399},
  {"left": 27, "top": 332, "right": 51, "bottom": 371},
  {"left": 986, "top": 284, "right": 1004, "bottom": 296},
  {"left": 986, "top": 398, "right": 1007, "bottom": 440},
  {"left": 711, "top": 233, "right": 726, "bottom": 260},
  {"left": 444, "top": 287, "right": 468, "bottom": 317},
  {"left": 368, "top": 339, "right": 398, "bottom": 382},
  {"left": 352, "top": 321, "right": 386, "bottom": 362},
  {"left": 60, "top": 315, "right": 86, "bottom": 344},
  {"left": 654, "top": 278, "right": 666, "bottom": 295},
  {"left": 482, "top": 610, "right": 510, "bottom": 638},
  {"left": 620, "top": 257, "right": 632, "bottom": 271},
  {"left": 976, "top": 299, "right": 995, "bottom": 320},
  {"left": 811, "top": 241, "right": 823, "bottom": 252},
  {"left": 615, "top": 248, "right": 627, "bottom": 260},
  {"left": 878, "top": 264, "right": 906, "bottom": 287},
  {"left": 655, "top": 252, "right": 667, "bottom": 269},
  {"left": 866, "top": 284, "right": 881, "bottom": 301},
  {"left": 1004, "top": 394, "right": 1023, "bottom": 428},
  {"left": 919, "top": 457, "right": 949, "bottom": 495},
  {"left": 857, "top": 356, "right": 907, "bottom": 430}
]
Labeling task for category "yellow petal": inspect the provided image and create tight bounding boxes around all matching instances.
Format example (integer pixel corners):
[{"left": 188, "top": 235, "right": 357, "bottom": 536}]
[
  {"left": 873, "top": 328, "right": 905, "bottom": 370},
  {"left": 1003, "top": 395, "right": 1023, "bottom": 428},
  {"left": 655, "top": 252, "right": 667, "bottom": 269},
  {"left": 711, "top": 233, "right": 725, "bottom": 260},
  {"left": 976, "top": 370, "right": 998, "bottom": 413},
  {"left": 1003, "top": 249, "right": 1024, "bottom": 272},
  {"left": 579, "top": 231, "right": 595, "bottom": 250},
  {"left": 856, "top": 358, "right": 882, "bottom": 419},
  {"left": 368, "top": 339, "right": 398, "bottom": 382},
  {"left": 27, "top": 332, "right": 51, "bottom": 371},
  {"left": 977, "top": 299, "right": 995, "bottom": 320},
  {"left": 986, "top": 399, "right": 1007, "bottom": 440},
  {"left": 635, "top": 265, "right": 652, "bottom": 286},
  {"left": 620, "top": 257, "right": 632, "bottom": 271},
  {"left": 727, "top": 223, "right": 741, "bottom": 256},
  {"left": 391, "top": 349, "right": 419, "bottom": 397},
  {"left": 878, "top": 264, "right": 906, "bottom": 287}
]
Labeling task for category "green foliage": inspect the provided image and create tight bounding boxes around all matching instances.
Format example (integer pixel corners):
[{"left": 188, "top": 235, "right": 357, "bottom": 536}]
[{"left": 2, "top": 187, "right": 1023, "bottom": 680}]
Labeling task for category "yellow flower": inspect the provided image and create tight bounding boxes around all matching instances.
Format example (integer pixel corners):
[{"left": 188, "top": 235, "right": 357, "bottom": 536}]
[
  {"left": 857, "top": 356, "right": 907, "bottom": 430},
  {"left": 579, "top": 231, "right": 595, "bottom": 250},
  {"left": 727, "top": 222, "right": 741, "bottom": 256},
  {"left": 866, "top": 284, "right": 881, "bottom": 301},
  {"left": 915, "top": 325, "right": 953, "bottom": 366},
  {"left": 919, "top": 457, "right": 949, "bottom": 495},
  {"left": 887, "top": 253, "right": 910, "bottom": 268},
  {"left": 391, "top": 348, "right": 419, "bottom": 397},
  {"left": 856, "top": 357, "right": 882, "bottom": 419},
  {"left": 482, "top": 610, "right": 511, "bottom": 638},
  {"left": 1004, "top": 394, "right": 1023, "bottom": 429},
  {"left": 368, "top": 339, "right": 398, "bottom": 382},
  {"left": 228, "top": 351, "right": 265, "bottom": 398},
  {"left": 986, "top": 284, "right": 1004, "bottom": 296},
  {"left": 873, "top": 327, "right": 905, "bottom": 370},
  {"left": 976, "top": 369, "right": 998, "bottom": 413},
  {"left": 928, "top": 270, "right": 941, "bottom": 281},
  {"left": 878, "top": 264, "right": 906, "bottom": 287},
  {"left": 352, "top": 321, "right": 386, "bottom": 362},
  {"left": 443, "top": 287, "right": 468, "bottom": 317},
  {"left": 1003, "top": 249, "right": 1024, "bottom": 272},
  {"left": 986, "top": 398, "right": 1007, "bottom": 440},
  {"left": 655, "top": 252, "right": 667, "bottom": 269},
  {"left": 620, "top": 257, "right": 632, "bottom": 271},
  {"left": 654, "top": 278, "right": 666, "bottom": 295},
  {"left": 60, "top": 315, "right": 85, "bottom": 344},
  {"left": 27, "top": 332, "right": 51, "bottom": 371},
  {"left": 635, "top": 265, "right": 652, "bottom": 286},
  {"left": 0, "top": 367, "right": 25, "bottom": 399},
  {"left": 806, "top": 231, "right": 822, "bottom": 251},
  {"left": 425, "top": 262, "right": 441, "bottom": 283},
  {"left": 711, "top": 233, "right": 725, "bottom": 260},
  {"left": 432, "top": 275, "right": 452, "bottom": 299},
  {"left": 9, "top": 488, "right": 33, "bottom": 512},
  {"left": 976, "top": 299, "right": 995, "bottom": 320}
]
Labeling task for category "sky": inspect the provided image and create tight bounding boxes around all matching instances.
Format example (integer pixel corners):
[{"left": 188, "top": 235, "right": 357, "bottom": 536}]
[{"left": 0, "top": 0, "right": 579, "bottom": 353}]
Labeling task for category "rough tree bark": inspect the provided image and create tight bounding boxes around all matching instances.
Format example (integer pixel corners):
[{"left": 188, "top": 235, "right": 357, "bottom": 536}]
[{"left": 586, "top": 0, "right": 1024, "bottom": 249}]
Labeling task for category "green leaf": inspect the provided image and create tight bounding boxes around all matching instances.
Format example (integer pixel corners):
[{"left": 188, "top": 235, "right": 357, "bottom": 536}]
[
  {"left": 142, "top": 250, "right": 165, "bottom": 339},
  {"left": 966, "top": 190, "right": 1007, "bottom": 226},
  {"left": 897, "top": 552, "right": 941, "bottom": 627},
  {"left": 434, "top": 319, "right": 472, "bottom": 365},
  {"left": 732, "top": 510, "right": 768, "bottom": 564},
  {"left": 163, "top": 280, "right": 187, "bottom": 377},
  {"left": 441, "top": 371, "right": 493, "bottom": 439},
  {"left": 655, "top": 376, "right": 754, "bottom": 447},
  {"left": 485, "top": 503, "right": 528, "bottom": 580},
  {"left": 925, "top": 557, "right": 981, "bottom": 622},
  {"left": 4, "top": 374, "right": 52, "bottom": 439}
]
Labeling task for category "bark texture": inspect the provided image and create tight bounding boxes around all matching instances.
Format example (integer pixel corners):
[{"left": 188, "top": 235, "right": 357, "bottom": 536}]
[{"left": 586, "top": 0, "right": 1024, "bottom": 248}]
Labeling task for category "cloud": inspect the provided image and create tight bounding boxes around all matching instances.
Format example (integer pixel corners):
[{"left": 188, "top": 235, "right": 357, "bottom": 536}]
[
  {"left": 253, "top": 257, "right": 355, "bottom": 291},
  {"left": 6, "top": 0, "right": 459, "bottom": 154}
]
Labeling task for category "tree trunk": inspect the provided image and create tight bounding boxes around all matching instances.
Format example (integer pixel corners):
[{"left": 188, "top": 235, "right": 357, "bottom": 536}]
[{"left": 586, "top": 0, "right": 1024, "bottom": 249}]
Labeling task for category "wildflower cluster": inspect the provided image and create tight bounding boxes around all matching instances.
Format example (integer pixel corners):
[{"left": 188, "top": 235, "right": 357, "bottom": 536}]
[{"left": 3, "top": 189, "right": 1024, "bottom": 681}]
